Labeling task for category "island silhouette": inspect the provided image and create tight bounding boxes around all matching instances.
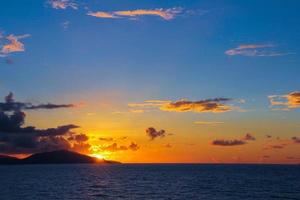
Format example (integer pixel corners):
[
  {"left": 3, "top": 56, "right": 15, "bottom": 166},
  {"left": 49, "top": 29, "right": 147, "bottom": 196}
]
[{"left": 0, "top": 150, "right": 120, "bottom": 165}]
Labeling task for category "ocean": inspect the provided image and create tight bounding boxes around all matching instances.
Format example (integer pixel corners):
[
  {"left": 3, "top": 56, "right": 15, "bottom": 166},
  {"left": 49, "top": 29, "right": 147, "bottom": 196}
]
[{"left": 0, "top": 164, "right": 299, "bottom": 200}]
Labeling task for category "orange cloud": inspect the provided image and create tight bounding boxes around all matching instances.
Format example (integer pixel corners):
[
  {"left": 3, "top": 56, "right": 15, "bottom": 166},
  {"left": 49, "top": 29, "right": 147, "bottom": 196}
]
[
  {"left": 87, "top": 8, "right": 182, "bottom": 20},
  {"left": 160, "top": 98, "right": 232, "bottom": 113},
  {"left": 49, "top": 0, "right": 77, "bottom": 10},
  {"left": 129, "top": 98, "right": 240, "bottom": 113},
  {"left": 194, "top": 121, "right": 224, "bottom": 125},
  {"left": 87, "top": 11, "right": 118, "bottom": 18},
  {"left": 225, "top": 44, "right": 289, "bottom": 57},
  {"left": 1, "top": 34, "right": 30, "bottom": 56},
  {"left": 269, "top": 91, "right": 300, "bottom": 110}
]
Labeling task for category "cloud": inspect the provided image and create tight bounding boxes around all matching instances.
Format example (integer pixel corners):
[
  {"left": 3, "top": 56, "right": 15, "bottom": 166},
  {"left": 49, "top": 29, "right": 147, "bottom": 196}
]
[
  {"left": 243, "top": 133, "right": 256, "bottom": 141},
  {"left": 269, "top": 91, "right": 300, "bottom": 110},
  {"left": 160, "top": 98, "right": 233, "bottom": 113},
  {"left": 212, "top": 139, "right": 246, "bottom": 146},
  {"left": 146, "top": 127, "right": 167, "bottom": 140},
  {"left": 225, "top": 44, "right": 289, "bottom": 57},
  {"left": 0, "top": 93, "right": 89, "bottom": 154},
  {"left": 87, "top": 8, "right": 182, "bottom": 20},
  {"left": 266, "top": 134, "right": 272, "bottom": 138},
  {"left": 269, "top": 144, "right": 285, "bottom": 149},
  {"left": 99, "top": 137, "right": 114, "bottom": 142},
  {"left": 0, "top": 92, "right": 74, "bottom": 112},
  {"left": 194, "top": 121, "right": 224, "bottom": 125},
  {"left": 0, "top": 34, "right": 30, "bottom": 57},
  {"left": 291, "top": 136, "right": 300, "bottom": 144},
  {"left": 87, "top": 11, "right": 118, "bottom": 19},
  {"left": 129, "top": 98, "right": 240, "bottom": 114},
  {"left": 61, "top": 21, "right": 70, "bottom": 30},
  {"left": 165, "top": 143, "right": 172, "bottom": 148},
  {"left": 128, "top": 142, "right": 140, "bottom": 151},
  {"left": 48, "top": 0, "right": 77, "bottom": 10},
  {"left": 100, "top": 142, "right": 139, "bottom": 152}
]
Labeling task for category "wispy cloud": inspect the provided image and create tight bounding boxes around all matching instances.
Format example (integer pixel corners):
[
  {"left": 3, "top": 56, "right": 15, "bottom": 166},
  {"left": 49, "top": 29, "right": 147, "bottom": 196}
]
[
  {"left": 87, "top": 8, "right": 182, "bottom": 20},
  {"left": 48, "top": 0, "right": 77, "bottom": 10},
  {"left": 129, "top": 98, "right": 241, "bottom": 113},
  {"left": 269, "top": 91, "right": 300, "bottom": 110},
  {"left": 87, "top": 11, "right": 119, "bottom": 19},
  {"left": 0, "top": 34, "right": 30, "bottom": 57},
  {"left": 194, "top": 121, "right": 224, "bottom": 125},
  {"left": 225, "top": 44, "right": 290, "bottom": 57}
]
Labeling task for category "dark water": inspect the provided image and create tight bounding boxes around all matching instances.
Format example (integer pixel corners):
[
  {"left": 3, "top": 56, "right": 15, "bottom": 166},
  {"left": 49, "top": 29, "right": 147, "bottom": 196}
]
[{"left": 0, "top": 164, "right": 299, "bottom": 200}]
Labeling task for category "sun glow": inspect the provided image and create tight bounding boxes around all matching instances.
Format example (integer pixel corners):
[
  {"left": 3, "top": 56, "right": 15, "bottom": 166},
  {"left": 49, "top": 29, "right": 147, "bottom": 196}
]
[{"left": 90, "top": 154, "right": 104, "bottom": 160}]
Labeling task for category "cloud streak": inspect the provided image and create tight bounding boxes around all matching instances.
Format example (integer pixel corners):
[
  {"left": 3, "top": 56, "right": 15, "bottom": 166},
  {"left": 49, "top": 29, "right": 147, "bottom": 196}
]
[
  {"left": 269, "top": 91, "right": 300, "bottom": 110},
  {"left": 212, "top": 139, "right": 246, "bottom": 146},
  {"left": 129, "top": 98, "right": 240, "bottom": 113},
  {"left": 48, "top": 0, "right": 77, "bottom": 10},
  {"left": 225, "top": 44, "right": 289, "bottom": 57},
  {"left": 87, "top": 8, "right": 182, "bottom": 20}
]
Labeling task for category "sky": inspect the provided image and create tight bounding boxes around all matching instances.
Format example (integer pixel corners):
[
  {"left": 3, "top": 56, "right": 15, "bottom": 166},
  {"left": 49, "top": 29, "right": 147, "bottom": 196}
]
[{"left": 0, "top": 0, "right": 299, "bottom": 163}]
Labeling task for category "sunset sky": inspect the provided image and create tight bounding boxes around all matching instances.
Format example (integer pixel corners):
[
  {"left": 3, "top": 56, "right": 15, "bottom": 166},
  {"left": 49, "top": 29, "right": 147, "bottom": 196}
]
[{"left": 0, "top": 0, "right": 299, "bottom": 163}]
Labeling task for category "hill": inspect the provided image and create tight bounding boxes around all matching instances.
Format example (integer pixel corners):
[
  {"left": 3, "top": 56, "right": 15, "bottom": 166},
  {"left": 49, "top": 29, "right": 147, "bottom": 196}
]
[{"left": 0, "top": 150, "right": 120, "bottom": 165}]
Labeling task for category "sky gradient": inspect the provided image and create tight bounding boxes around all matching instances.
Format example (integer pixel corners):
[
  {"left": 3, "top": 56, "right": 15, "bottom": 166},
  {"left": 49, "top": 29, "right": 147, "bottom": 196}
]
[{"left": 0, "top": 0, "right": 300, "bottom": 163}]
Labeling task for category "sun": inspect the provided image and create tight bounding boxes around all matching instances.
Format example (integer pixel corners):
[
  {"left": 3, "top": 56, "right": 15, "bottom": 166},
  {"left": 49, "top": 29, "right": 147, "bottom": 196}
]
[{"left": 90, "top": 154, "right": 104, "bottom": 160}]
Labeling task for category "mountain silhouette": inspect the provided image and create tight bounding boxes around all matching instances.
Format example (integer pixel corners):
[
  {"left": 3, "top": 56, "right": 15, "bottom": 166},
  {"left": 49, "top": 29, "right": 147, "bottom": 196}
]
[{"left": 0, "top": 150, "right": 120, "bottom": 165}]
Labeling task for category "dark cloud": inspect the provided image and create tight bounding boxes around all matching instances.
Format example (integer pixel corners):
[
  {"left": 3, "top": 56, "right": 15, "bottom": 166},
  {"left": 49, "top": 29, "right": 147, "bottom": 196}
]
[
  {"left": 0, "top": 93, "right": 89, "bottom": 154},
  {"left": 291, "top": 136, "right": 300, "bottom": 143},
  {"left": 212, "top": 139, "right": 246, "bottom": 146},
  {"left": 243, "top": 133, "right": 256, "bottom": 141},
  {"left": 0, "top": 92, "right": 74, "bottom": 112},
  {"left": 266, "top": 135, "right": 272, "bottom": 138},
  {"left": 128, "top": 142, "right": 140, "bottom": 151},
  {"left": 146, "top": 127, "right": 166, "bottom": 140}
]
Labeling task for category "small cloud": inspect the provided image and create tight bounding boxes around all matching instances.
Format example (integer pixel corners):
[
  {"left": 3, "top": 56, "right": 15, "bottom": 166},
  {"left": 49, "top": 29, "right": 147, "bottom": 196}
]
[
  {"left": 212, "top": 139, "right": 246, "bottom": 146},
  {"left": 87, "top": 7, "right": 183, "bottom": 20},
  {"left": 269, "top": 144, "right": 285, "bottom": 149},
  {"left": 48, "top": 0, "right": 77, "bottom": 10},
  {"left": 129, "top": 109, "right": 145, "bottom": 114},
  {"left": 61, "top": 21, "right": 70, "bottom": 30},
  {"left": 269, "top": 91, "right": 300, "bottom": 110},
  {"left": 194, "top": 121, "right": 224, "bottom": 125},
  {"left": 165, "top": 143, "right": 172, "bottom": 148},
  {"left": 99, "top": 137, "right": 114, "bottom": 142},
  {"left": 146, "top": 127, "right": 167, "bottom": 140},
  {"left": 87, "top": 11, "right": 118, "bottom": 19},
  {"left": 1, "top": 34, "right": 30, "bottom": 57},
  {"left": 266, "top": 134, "right": 272, "bottom": 139},
  {"left": 263, "top": 155, "right": 270, "bottom": 159},
  {"left": 243, "top": 133, "right": 256, "bottom": 141},
  {"left": 225, "top": 44, "right": 290, "bottom": 57},
  {"left": 128, "top": 142, "right": 140, "bottom": 151},
  {"left": 291, "top": 136, "right": 300, "bottom": 144}
]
